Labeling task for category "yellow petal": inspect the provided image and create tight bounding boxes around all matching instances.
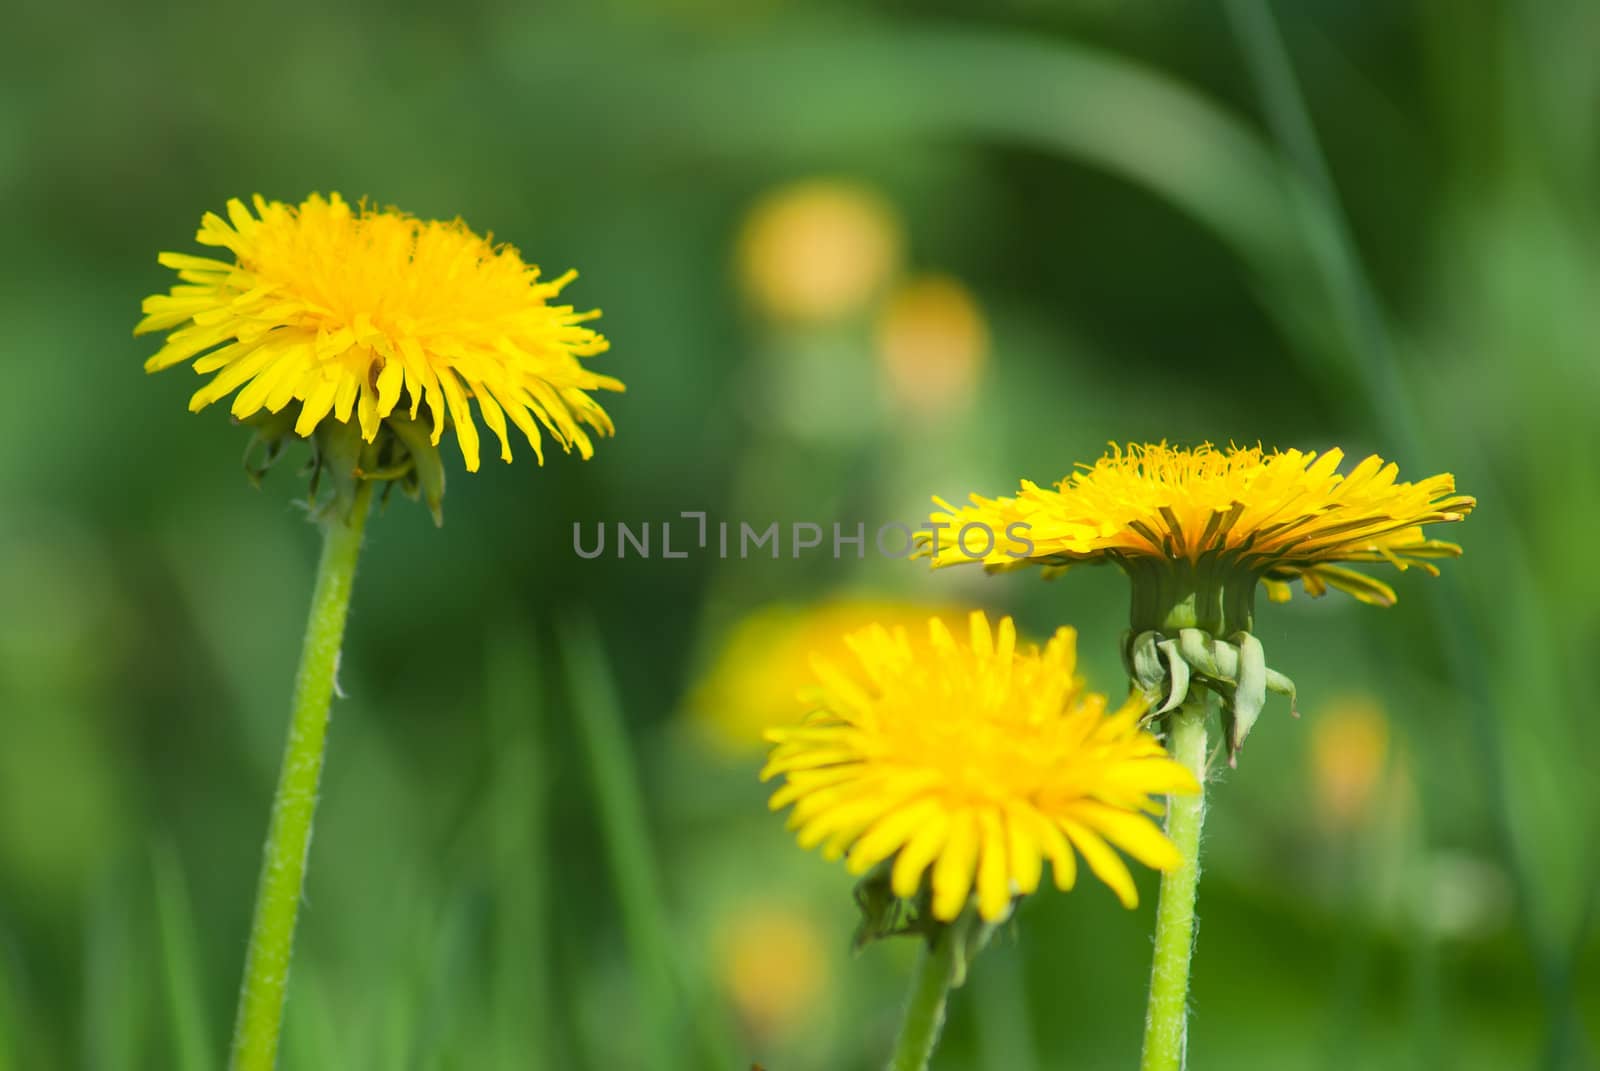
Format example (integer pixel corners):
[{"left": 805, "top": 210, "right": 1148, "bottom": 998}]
[
  {"left": 1062, "top": 819, "right": 1138, "bottom": 908},
  {"left": 1076, "top": 802, "right": 1183, "bottom": 871},
  {"left": 976, "top": 809, "right": 1012, "bottom": 921},
  {"left": 930, "top": 810, "right": 979, "bottom": 921},
  {"left": 891, "top": 811, "right": 950, "bottom": 900},
  {"left": 295, "top": 377, "right": 339, "bottom": 437},
  {"left": 374, "top": 358, "right": 404, "bottom": 418},
  {"left": 437, "top": 369, "right": 481, "bottom": 472},
  {"left": 1003, "top": 803, "right": 1043, "bottom": 896},
  {"left": 846, "top": 798, "right": 939, "bottom": 875}
]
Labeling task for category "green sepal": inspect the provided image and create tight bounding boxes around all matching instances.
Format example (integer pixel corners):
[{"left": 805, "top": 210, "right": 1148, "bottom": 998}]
[
  {"left": 1154, "top": 638, "right": 1190, "bottom": 715},
  {"left": 1177, "top": 627, "right": 1226, "bottom": 678},
  {"left": 309, "top": 418, "right": 366, "bottom": 526},
  {"left": 1266, "top": 667, "right": 1298, "bottom": 715},
  {"left": 946, "top": 908, "right": 999, "bottom": 989},
  {"left": 1227, "top": 631, "right": 1268, "bottom": 760},
  {"left": 1128, "top": 630, "right": 1166, "bottom": 702},
  {"left": 239, "top": 408, "right": 298, "bottom": 487},
  {"left": 850, "top": 863, "right": 1011, "bottom": 971},
  {"left": 228, "top": 400, "right": 449, "bottom": 525},
  {"left": 852, "top": 862, "right": 916, "bottom": 950},
  {"left": 1149, "top": 627, "right": 1299, "bottom": 765},
  {"left": 384, "top": 413, "right": 446, "bottom": 527}
]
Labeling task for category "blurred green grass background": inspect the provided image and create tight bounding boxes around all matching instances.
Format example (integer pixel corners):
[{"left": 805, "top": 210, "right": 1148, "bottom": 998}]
[{"left": 1, "top": 0, "right": 1597, "bottom": 1067}]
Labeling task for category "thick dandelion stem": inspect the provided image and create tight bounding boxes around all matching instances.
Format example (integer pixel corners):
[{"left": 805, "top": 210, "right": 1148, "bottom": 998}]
[
  {"left": 887, "top": 917, "right": 968, "bottom": 1071},
  {"left": 1140, "top": 692, "right": 1209, "bottom": 1071},
  {"left": 229, "top": 483, "right": 374, "bottom": 1071}
]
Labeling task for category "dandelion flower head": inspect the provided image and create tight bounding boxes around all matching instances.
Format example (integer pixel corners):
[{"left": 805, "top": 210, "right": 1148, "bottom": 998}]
[
  {"left": 927, "top": 442, "right": 1474, "bottom": 607},
  {"left": 762, "top": 612, "right": 1198, "bottom": 921},
  {"left": 136, "top": 193, "right": 622, "bottom": 473}
]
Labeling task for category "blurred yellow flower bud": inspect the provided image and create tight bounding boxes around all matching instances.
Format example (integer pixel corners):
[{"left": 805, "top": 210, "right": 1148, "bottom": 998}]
[
  {"left": 715, "top": 904, "right": 829, "bottom": 1041},
  {"left": 737, "top": 180, "right": 903, "bottom": 323},
  {"left": 688, "top": 598, "right": 972, "bottom": 753},
  {"left": 1308, "top": 695, "right": 1390, "bottom": 829},
  {"left": 875, "top": 275, "right": 989, "bottom": 417}
]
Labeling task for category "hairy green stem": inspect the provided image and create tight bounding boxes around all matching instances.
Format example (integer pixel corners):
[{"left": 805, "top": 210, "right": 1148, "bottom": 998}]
[
  {"left": 1140, "top": 692, "right": 1209, "bottom": 1071},
  {"left": 229, "top": 484, "right": 373, "bottom": 1070},
  {"left": 887, "top": 919, "right": 968, "bottom": 1071}
]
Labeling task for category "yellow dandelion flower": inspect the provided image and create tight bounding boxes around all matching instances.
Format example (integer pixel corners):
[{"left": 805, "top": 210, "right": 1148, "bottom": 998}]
[
  {"left": 927, "top": 442, "right": 1474, "bottom": 612},
  {"left": 762, "top": 612, "right": 1199, "bottom": 920},
  {"left": 135, "top": 193, "right": 622, "bottom": 474},
  {"left": 690, "top": 597, "right": 973, "bottom": 753}
]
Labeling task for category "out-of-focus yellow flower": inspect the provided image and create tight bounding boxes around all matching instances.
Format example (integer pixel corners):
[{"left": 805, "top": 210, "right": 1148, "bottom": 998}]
[
  {"left": 715, "top": 903, "right": 829, "bottom": 1040},
  {"left": 1309, "top": 695, "right": 1390, "bottom": 829},
  {"left": 689, "top": 598, "right": 972, "bottom": 753},
  {"left": 136, "top": 193, "right": 621, "bottom": 474},
  {"left": 737, "top": 180, "right": 902, "bottom": 323},
  {"left": 927, "top": 442, "right": 1474, "bottom": 610},
  {"left": 763, "top": 612, "right": 1199, "bottom": 919},
  {"left": 875, "top": 275, "right": 989, "bottom": 417}
]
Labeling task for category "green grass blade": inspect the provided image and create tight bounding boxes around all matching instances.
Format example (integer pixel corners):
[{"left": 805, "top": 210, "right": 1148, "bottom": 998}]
[
  {"left": 0, "top": 927, "right": 23, "bottom": 1071},
  {"left": 414, "top": 891, "right": 482, "bottom": 1070},
  {"left": 559, "top": 616, "right": 736, "bottom": 1071},
  {"left": 1221, "top": 0, "right": 1419, "bottom": 439},
  {"left": 151, "top": 841, "right": 216, "bottom": 1071},
  {"left": 560, "top": 616, "right": 685, "bottom": 1070},
  {"left": 973, "top": 938, "right": 1040, "bottom": 1071},
  {"left": 1221, "top": 3, "right": 1583, "bottom": 1067},
  {"left": 485, "top": 625, "right": 557, "bottom": 1069},
  {"left": 83, "top": 868, "right": 141, "bottom": 1071},
  {"left": 283, "top": 959, "right": 345, "bottom": 1071}
]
